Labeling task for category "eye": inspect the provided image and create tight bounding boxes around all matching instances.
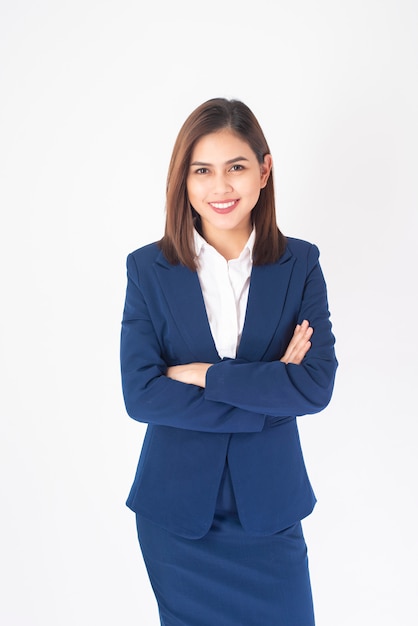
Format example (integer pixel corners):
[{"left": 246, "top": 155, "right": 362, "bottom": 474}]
[
  {"left": 230, "top": 164, "right": 244, "bottom": 172},
  {"left": 195, "top": 167, "right": 209, "bottom": 175}
]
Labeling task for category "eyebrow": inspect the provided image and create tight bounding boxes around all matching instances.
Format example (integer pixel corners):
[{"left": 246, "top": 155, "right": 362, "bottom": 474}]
[{"left": 190, "top": 156, "right": 250, "bottom": 167}]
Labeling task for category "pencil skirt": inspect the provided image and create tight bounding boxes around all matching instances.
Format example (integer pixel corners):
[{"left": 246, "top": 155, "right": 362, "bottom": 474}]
[{"left": 135, "top": 464, "right": 315, "bottom": 626}]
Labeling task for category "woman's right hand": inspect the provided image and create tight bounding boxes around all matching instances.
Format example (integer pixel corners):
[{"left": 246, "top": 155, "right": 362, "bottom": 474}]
[{"left": 280, "top": 320, "right": 313, "bottom": 365}]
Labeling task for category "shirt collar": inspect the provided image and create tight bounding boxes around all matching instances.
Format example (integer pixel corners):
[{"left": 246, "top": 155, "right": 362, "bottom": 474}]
[{"left": 193, "top": 228, "right": 256, "bottom": 262}]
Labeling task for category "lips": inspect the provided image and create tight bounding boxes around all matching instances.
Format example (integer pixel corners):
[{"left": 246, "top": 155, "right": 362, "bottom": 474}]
[{"left": 208, "top": 200, "right": 239, "bottom": 214}]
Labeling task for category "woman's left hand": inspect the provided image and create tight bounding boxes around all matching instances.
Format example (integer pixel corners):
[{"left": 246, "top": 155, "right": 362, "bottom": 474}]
[
  {"left": 280, "top": 320, "right": 313, "bottom": 365},
  {"left": 166, "top": 363, "right": 212, "bottom": 388}
]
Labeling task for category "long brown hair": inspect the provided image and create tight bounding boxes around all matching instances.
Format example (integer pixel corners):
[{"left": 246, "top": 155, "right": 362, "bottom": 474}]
[{"left": 160, "top": 98, "right": 286, "bottom": 269}]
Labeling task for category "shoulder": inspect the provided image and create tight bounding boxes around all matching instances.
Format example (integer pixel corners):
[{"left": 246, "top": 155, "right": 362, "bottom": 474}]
[
  {"left": 125, "top": 242, "right": 165, "bottom": 284},
  {"left": 285, "top": 236, "right": 318, "bottom": 255},
  {"left": 284, "top": 236, "right": 320, "bottom": 263},
  {"left": 128, "top": 241, "right": 161, "bottom": 264},
  {"left": 127, "top": 241, "right": 167, "bottom": 270}
]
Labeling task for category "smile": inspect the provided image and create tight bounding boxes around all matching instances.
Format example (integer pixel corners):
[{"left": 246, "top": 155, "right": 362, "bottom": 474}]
[{"left": 208, "top": 200, "right": 239, "bottom": 213}]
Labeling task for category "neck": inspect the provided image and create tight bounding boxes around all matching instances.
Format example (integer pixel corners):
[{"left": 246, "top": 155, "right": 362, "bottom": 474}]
[{"left": 202, "top": 225, "right": 252, "bottom": 261}]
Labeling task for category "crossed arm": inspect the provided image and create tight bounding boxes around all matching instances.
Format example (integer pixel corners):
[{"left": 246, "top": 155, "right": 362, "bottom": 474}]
[
  {"left": 167, "top": 319, "right": 313, "bottom": 387},
  {"left": 122, "top": 243, "right": 337, "bottom": 430}
]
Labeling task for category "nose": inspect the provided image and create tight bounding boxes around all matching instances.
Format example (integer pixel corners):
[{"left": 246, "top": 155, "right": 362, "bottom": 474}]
[{"left": 212, "top": 171, "right": 233, "bottom": 194}]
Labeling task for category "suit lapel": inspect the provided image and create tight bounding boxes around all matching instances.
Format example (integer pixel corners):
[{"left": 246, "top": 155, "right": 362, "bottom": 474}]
[
  {"left": 153, "top": 251, "right": 220, "bottom": 362},
  {"left": 153, "top": 246, "right": 295, "bottom": 364},
  {"left": 238, "top": 247, "right": 295, "bottom": 361}
]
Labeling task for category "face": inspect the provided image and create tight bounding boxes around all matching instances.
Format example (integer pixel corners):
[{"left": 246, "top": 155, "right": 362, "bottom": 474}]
[{"left": 186, "top": 129, "right": 272, "bottom": 244}]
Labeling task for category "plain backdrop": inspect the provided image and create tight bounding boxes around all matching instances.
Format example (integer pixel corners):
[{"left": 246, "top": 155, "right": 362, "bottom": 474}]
[{"left": 1, "top": 1, "right": 417, "bottom": 624}]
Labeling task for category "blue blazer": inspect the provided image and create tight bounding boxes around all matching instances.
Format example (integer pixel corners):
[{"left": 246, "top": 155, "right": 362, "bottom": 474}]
[{"left": 120, "top": 237, "right": 337, "bottom": 539}]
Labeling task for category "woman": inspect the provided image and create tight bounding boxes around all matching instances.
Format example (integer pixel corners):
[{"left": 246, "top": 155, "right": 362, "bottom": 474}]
[{"left": 120, "top": 98, "right": 337, "bottom": 625}]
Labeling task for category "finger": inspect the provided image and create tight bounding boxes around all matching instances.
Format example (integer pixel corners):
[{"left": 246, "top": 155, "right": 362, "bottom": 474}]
[
  {"left": 280, "top": 324, "right": 313, "bottom": 364},
  {"left": 287, "top": 324, "right": 313, "bottom": 352},
  {"left": 286, "top": 340, "right": 311, "bottom": 365}
]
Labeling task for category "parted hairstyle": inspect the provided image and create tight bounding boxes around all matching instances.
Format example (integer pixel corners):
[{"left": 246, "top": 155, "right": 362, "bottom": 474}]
[{"left": 159, "top": 98, "right": 286, "bottom": 270}]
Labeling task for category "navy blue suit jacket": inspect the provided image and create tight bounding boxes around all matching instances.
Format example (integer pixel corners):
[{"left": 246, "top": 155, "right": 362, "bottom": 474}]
[{"left": 120, "top": 237, "right": 337, "bottom": 539}]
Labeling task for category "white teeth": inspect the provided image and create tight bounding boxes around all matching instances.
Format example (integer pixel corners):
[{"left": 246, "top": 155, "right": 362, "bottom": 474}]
[{"left": 210, "top": 201, "right": 235, "bottom": 209}]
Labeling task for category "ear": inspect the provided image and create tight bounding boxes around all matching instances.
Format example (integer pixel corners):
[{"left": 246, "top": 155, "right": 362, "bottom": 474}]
[{"left": 260, "top": 154, "right": 273, "bottom": 188}]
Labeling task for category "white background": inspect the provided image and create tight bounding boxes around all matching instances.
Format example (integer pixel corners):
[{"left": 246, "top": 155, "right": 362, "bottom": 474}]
[{"left": 1, "top": 1, "right": 417, "bottom": 624}]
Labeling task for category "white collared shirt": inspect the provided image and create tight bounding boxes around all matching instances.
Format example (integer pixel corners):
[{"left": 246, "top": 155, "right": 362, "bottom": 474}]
[{"left": 193, "top": 229, "right": 255, "bottom": 359}]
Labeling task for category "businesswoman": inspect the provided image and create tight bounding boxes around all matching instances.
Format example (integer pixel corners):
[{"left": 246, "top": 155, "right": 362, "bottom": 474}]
[{"left": 120, "top": 98, "right": 337, "bottom": 626}]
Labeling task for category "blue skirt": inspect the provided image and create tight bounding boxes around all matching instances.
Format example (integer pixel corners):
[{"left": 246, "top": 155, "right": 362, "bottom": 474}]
[{"left": 135, "top": 463, "right": 315, "bottom": 626}]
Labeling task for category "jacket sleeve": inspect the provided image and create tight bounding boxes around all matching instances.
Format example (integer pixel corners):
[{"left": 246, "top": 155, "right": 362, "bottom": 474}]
[
  {"left": 120, "top": 252, "right": 266, "bottom": 433},
  {"left": 204, "top": 244, "right": 338, "bottom": 417}
]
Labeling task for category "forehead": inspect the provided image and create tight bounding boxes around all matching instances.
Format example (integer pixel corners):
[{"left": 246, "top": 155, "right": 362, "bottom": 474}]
[{"left": 190, "top": 129, "right": 254, "bottom": 161}]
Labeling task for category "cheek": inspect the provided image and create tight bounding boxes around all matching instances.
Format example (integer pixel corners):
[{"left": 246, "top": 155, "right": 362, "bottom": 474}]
[
  {"left": 186, "top": 178, "right": 197, "bottom": 196},
  {"left": 241, "top": 179, "right": 261, "bottom": 200},
  {"left": 187, "top": 180, "right": 206, "bottom": 201}
]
